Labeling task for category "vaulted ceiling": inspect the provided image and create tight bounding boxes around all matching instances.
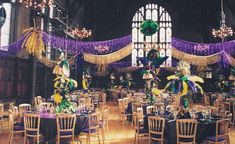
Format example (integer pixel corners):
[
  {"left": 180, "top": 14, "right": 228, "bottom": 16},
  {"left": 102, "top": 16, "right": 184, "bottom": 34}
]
[{"left": 63, "top": 0, "right": 235, "bottom": 42}]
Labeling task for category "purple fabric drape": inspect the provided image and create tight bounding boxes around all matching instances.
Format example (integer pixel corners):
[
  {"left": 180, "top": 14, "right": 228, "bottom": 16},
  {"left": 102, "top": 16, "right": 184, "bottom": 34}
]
[{"left": 172, "top": 37, "right": 235, "bottom": 56}]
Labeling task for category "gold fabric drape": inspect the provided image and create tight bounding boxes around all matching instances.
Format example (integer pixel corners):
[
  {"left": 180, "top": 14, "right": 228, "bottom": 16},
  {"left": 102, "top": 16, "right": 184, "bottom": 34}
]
[
  {"left": 172, "top": 48, "right": 221, "bottom": 65},
  {"left": 83, "top": 44, "right": 133, "bottom": 64},
  {"left": 224, "top": 53, "right": 235, "bottom": 67}
]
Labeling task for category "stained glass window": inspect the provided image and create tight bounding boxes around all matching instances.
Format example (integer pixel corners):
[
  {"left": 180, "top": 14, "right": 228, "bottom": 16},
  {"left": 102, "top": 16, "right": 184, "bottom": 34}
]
[{"left": 132, "top": 3, "right": 172, "bottom": 67}]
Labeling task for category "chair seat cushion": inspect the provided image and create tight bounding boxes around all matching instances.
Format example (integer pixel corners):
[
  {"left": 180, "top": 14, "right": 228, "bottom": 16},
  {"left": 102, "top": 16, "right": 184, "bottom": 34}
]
[
  {"left": 14, "top": 122, "right": 23, "bottom": 127},
  {"left": 60, "top": 131, "right": 73, "bottom": 136},
  {"left": 13, "top": 126, "right": 24, "bottom": 131},
  {"left": 179, "top": 138, "right": 194, "bottom": 142},
  {"left": 81, "top": 129, "right": 97, "bottom": 133},
  {"left": 150, "top": 134, "right": 162, "bottom": 139},
  {"left": 26, "top": 131, "right": 41, "bottom": 135},
  {"left": 206, "top": 136, "right": 225, "bottom": 142},
  {"left": 137, "top": 128, "right": 148, "bottom": 133}
]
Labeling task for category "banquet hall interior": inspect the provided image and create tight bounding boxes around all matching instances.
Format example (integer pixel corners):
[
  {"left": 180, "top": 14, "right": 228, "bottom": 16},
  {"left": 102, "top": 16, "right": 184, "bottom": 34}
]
[{"left": 0, "top": 0, "right": 235, "bottom": 143}]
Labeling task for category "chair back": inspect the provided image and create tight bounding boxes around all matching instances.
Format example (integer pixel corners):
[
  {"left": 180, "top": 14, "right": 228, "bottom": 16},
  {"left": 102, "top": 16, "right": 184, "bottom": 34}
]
[
  {"left": 88, "top": 112, "right": 100, "bottom": 132},
  {"left": 132, "top": 102, "right": 142, "bottom": 113},
  {"left": 146, "top": 106, "right": 156, "bottom": 114},
  {"left": 0, "top": 103, "right": 4, "bottom": 115},
  {"left": 24, "top": 113, "right": 40, "bottom": 136},
  {"left": 101, "top": 106, "right": 109, "bottom": 127},
  {"left": 204, "top": 95, "right": 210, "bottom": 106},
  {"left": 39, "top": 102, "right": 53, "bottom": 110},
  {"left": 136, "top": 107, "right": 144, "bottom": 121},
  {"left": 123, "top": 97, "right": 130, "bottom": 105},
  {"left": 155, "top": 103, "right": 164, "bottom": 110},
  {"left": 19, "top": 104, "right": 31, "bottom": 117},
  {"left": 148, "top": 116, "right": 165, "bottom": 141},
  {"left": 85, "top": 97, "right": 92, "bottom": 106},
  {"left": 215, "top": 119, "right": 229, "bottom": 142},
  {"left": 56, "top": 114, "right": 76, "bottom": 135},
  {"left": 118, "top": 99, "right": 125, "bottom": 112},
  {"left": 8, "top": 110, "right": 14, "bottom": 131},
  {"left": 176, "top": 119, "right": 197, "bottom": 143},
  {"left": 79, "top": 98, "right": 86, "bottom": 107},
  {"left": 223, "top": 102, "right": 231, "bottom": 112}
]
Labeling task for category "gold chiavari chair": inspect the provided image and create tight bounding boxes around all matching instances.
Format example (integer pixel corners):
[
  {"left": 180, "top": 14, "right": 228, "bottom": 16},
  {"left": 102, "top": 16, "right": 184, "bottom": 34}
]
[
  {"left": 79, "top": 98, "right": 86, "bottom": 107},
  {"left": 8, "top": 110, "right": 24, "bottom": 144},
  {"left": 146, "top": 106, "right": 157, "bottom": 115},
  {"left": 155, "top": 103, "right": 164, "bottom": 111},
  {"left": 85, "top": 97, "right": 92, "bottom": 108},
  {"left": 223, "top": 102, "right": 231, "bottom": 112},
  {"left": 118, "top": 99, "right": 131, "bottom": 125},
  {"left": 23, "top": 113, "right": 41, "bottom": 144},
  {"left": 205, "top": 119, "right": 229, "bottom": 144},
  {"left": 176, "top": 119, "right": 197, "bottom": 144},
  {"left": 100, "top": 106, "right": 109, "bottom": 144},
  {"left": 98, "top": 92, "right": 107, "bottom": 108},
  {"left": 233, "top": 104, "right": 235, "bottom": 126},
  {"left": 148, "top": 116, "right": 165, "bottom": 144},
  {"left": 132, "top": 103, "right": 142, "bottom": 126},
  {"left": 56, "top": 114, "right": 76, "bottom": 144},
  {"left": 0, "top": 103, "right": 4, "bottom": 132},
  {"left": 204, "top": 95, "right": 210, "bottom": 106},
  {"left": 19, "top": 104, "right": 31, "bottom": 118},
  {"left": 80, "top": 112, "right": 101, "bottom": 144},
  {"left": 134, "top": 107, "right": 148, "bottom": 144}
]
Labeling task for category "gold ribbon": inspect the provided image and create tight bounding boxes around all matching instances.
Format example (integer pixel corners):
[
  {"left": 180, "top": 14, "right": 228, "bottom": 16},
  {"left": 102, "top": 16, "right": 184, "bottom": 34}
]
[{"left": 83, "top": 44, "right": 133, "bottom": 64}]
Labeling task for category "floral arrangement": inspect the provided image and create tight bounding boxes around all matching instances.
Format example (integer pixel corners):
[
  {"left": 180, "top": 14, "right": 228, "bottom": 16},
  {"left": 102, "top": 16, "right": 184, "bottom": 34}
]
[
  {"left": 140, "top": 20, "right": 159, "bottom": 36},
  {"left": 52, "top": 50, "right": 78, "bottom": 113},
  {"left": 94, "top": 45, "right": 109, "bottom": 53}
]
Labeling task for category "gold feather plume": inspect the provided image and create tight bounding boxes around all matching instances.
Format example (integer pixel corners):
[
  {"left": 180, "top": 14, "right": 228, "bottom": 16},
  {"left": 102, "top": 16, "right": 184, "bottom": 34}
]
[{"left": 22, "top": 27, "right": 45, "bottom": 58}]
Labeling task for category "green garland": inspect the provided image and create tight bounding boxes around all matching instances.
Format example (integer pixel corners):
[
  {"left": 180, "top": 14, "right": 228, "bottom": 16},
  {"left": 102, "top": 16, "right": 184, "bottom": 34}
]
[{"left": 140, "top": 20, "right": 159, "bottom": 36}]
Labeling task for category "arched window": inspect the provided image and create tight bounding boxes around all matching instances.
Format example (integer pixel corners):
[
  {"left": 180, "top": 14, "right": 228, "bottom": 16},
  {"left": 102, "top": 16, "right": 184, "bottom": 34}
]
[
  {"left": 132, "top": 3, "right": 172, "bottom": 67},
  {"left": 0, "top": 3, "right": 12, "bottom": 51}
]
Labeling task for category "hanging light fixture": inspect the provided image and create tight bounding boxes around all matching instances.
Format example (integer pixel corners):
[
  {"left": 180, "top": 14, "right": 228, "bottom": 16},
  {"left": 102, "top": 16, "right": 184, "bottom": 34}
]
[
  {"left": 212, "top": 0, "right": 233, "bottom": 42},
  {"left": 18, "top": 0, "right": 53, "bottom": 10}
]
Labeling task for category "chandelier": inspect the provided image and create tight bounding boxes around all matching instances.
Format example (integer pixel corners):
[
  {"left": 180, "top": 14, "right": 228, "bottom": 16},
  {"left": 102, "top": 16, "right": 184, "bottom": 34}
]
[
  {"left": 212, "top": 0, "right": 233, "bottom": 42},
  {"left": 71, "top": 28, "right": 92, "bottom": 39},
  {"left": 18, "top": 0, "right": 53, "bottom": 9}
]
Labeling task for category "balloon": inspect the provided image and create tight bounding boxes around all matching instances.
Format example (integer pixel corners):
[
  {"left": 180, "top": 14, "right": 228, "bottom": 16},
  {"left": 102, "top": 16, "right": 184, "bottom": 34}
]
[{"left": 0, "top": 5, "right": 6, "bottom": 28}]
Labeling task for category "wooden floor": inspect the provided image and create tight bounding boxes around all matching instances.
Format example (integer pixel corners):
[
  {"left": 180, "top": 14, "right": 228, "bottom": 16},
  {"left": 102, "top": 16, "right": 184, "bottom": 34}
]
[{"left": 0, "top": 102, "right": 235, "bottom": 144}]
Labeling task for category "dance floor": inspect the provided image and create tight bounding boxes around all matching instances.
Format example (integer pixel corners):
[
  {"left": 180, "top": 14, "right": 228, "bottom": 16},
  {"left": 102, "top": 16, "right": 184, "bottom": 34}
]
[{"left": 0, "top": 102, "right": 235, "bottom": 144}]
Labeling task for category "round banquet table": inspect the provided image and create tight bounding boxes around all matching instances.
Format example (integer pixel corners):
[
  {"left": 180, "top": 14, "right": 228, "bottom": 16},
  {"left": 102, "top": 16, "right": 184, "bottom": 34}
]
[{"left": 39, "top": 113, "right": 89, "bottom": 142}]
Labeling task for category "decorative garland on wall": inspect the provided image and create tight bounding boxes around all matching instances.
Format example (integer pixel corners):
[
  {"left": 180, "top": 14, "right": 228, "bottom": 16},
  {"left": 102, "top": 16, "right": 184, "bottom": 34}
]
[{"left": 1, "top": 30, "right": 235, "bottom": 68}]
